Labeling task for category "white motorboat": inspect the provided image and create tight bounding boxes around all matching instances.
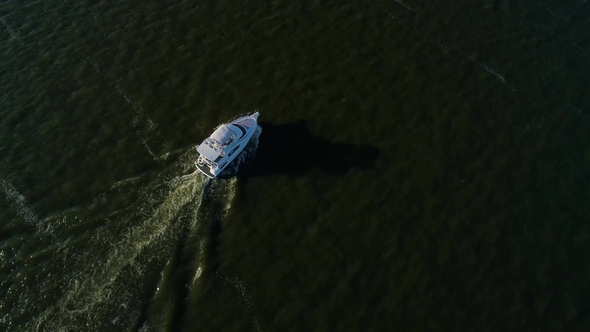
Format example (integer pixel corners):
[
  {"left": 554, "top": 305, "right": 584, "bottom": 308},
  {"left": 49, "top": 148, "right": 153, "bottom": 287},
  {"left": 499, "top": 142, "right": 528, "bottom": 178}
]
[{"left": 195, "top": 111, "right": 262, "bottom": 178}]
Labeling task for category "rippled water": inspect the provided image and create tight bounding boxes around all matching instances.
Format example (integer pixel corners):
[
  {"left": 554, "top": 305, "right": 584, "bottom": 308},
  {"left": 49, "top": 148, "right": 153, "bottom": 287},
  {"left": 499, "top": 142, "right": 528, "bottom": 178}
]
[{"left": 1, "top": 0, "right": 590, "bottom": 331}]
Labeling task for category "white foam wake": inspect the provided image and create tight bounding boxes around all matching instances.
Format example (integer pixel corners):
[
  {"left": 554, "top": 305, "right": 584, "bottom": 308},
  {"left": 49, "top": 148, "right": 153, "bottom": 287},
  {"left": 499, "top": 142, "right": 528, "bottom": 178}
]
[
  {"left": 17, "top": 123, "right": 259, "bottom": 330},
  {"left": 29, "top": 173, "right": 209, "bottom": 331}
]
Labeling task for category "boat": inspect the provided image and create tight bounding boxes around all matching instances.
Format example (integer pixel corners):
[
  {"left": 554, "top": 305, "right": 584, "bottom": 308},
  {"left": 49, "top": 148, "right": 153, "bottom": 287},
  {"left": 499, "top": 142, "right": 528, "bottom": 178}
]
[{"left": 195, "top": 111, "right": 262, "bottom": 178}]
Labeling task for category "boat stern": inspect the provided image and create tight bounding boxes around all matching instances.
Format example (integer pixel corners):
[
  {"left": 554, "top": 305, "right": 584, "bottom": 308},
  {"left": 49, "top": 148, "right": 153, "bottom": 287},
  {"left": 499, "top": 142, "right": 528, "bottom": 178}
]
[{"left": 195, "top": 162, "right": 216, "bottom": 178}]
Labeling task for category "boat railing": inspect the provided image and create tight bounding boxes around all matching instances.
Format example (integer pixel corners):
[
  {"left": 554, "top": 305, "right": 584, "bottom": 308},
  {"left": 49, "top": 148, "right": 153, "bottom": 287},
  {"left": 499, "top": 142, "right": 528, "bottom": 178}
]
[
  {"left": 227, "top": 109, "right": 260, "bottom": 123},
  {"left": 197, "top": 155, "right": 218, "bottom": 170}
]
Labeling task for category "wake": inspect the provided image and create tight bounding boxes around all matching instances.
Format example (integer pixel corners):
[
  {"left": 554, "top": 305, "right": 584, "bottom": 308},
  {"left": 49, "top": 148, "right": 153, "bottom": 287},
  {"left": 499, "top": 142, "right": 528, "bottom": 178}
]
[
  {"left": 0, "top": 179, "right": 41, "bottom": 229},
  {"left": 22, "top": 136, "right": 260, "bottom": 331},
  {"left": 29, "top": 171, "right": 210, "bottom": 331}
]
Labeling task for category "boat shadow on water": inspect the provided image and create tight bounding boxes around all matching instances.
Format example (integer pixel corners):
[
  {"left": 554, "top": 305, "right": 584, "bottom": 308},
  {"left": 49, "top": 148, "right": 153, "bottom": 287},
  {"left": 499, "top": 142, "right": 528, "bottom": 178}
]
[
  {"left": 202, "top": 120, "right": 381, "bottom": 275},
  {"left": 237, "top": 120, "right": 381, "bottom": 178}
]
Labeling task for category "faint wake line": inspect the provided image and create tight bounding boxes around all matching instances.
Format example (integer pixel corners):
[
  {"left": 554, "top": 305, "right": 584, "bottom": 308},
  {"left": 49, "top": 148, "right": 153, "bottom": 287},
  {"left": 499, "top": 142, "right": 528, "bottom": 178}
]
[
  {"left": 380, "top": 8, "right": 396, "bottom": 20},
  {"left": 221, "top": 273, "right": 262, "bottom": 332},
  {"left": 466, "top": 55, "right": 515, "bottom": 91},
  {"left": 0, "top": 179, "right": 40, "bottom": 228},
  {"left": 378, "top": 7, "right": 515, "bottom": 92},
  {"left": 87, "top": 57, "right": 163, "bottom": 160},
  {"left": 545, "top": 8, "right": 572, "bottom": 24},
  {"left": 392, "top": 0, "right": 416, "bottom": 13},
  {"left": 466, "top": 55, "right": 506, "bottom": 83},
  {"left": 231, "top": 276, "right": 262, "bottom": 332},
  {"left": 0, "top": 18, "right": 26, "bottom": 47}
]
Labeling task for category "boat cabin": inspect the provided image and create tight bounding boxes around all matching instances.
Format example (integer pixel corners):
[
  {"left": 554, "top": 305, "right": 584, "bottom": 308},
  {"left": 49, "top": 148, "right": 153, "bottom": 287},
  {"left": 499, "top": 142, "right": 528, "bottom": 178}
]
[{"left": 211, "top": 125, "right": 237, "bottom": 146}]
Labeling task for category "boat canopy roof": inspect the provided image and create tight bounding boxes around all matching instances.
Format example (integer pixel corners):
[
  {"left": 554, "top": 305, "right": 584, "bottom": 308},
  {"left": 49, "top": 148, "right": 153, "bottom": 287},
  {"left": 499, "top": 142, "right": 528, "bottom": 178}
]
[{"left": 211, "top": 125, "right": 236, "bottom": 145}]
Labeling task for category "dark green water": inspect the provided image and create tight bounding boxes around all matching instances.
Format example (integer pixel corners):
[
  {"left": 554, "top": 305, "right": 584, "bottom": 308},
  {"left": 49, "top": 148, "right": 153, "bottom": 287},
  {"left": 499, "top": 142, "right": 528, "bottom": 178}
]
[{"left": 1, "top": 0, "right": 590, "bottom": 331}]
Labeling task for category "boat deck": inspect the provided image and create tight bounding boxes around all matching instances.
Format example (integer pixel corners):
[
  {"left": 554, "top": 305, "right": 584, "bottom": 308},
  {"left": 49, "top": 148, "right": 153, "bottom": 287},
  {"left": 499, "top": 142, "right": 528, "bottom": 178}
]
[{"left": 196, "top": 162, "right": 215, "bottom": 178}]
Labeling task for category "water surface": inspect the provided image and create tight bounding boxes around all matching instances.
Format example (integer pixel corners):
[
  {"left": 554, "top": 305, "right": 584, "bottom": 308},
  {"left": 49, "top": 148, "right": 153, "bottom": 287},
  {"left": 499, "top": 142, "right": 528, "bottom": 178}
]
[{"left": 1, "top": 0, "right": 590, "bottom": 331}]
